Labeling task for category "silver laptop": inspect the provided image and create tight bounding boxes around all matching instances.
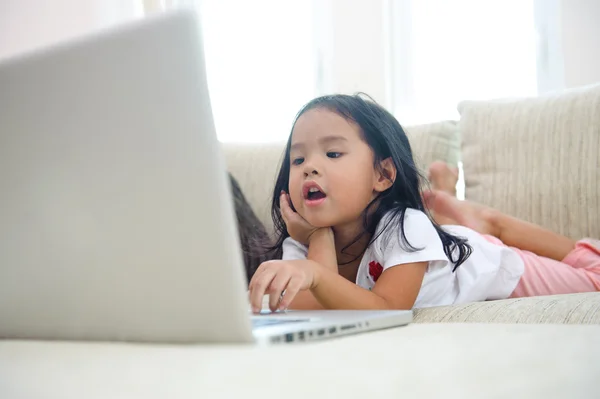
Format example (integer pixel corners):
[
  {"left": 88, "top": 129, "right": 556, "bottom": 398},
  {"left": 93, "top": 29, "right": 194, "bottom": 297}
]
[{"left": 0, "top": 9, "right": 411, "bottom": 344}]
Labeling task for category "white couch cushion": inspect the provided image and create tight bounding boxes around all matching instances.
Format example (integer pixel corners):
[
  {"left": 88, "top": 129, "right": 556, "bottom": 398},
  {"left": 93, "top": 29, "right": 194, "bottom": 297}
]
[
  {"left": 405, "top": 120, "right": 460, "bottom": 172},
  {"left": 1, "top": 323, "right": 599, "bottom": 398},
  {"left": 414, "top": 292, "right": 600, "bottom": 323},
  {"left": 222, "top": 141, "right": 286, "bottom": 233},
  {"left": 459, "top": 83, "right": 600, "bottom": 240}
]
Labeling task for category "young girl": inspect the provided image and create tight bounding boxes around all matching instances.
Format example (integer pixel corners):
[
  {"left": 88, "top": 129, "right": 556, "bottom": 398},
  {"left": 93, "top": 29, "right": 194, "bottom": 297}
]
[{"left": 247, "top": 94, "right": 600, "bottom": 313}]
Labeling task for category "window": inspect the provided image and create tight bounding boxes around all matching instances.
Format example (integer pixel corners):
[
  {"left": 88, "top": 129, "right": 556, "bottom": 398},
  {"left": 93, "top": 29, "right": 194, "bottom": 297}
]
[
  {"left": 387, "top": 0, "right": 539, "bottom": 124},
  {"left": 146, "top": 0, "right": 553, "bottom": 139},
  {"left": 198, "top": 0, "right": 317, "bottom": 142}
]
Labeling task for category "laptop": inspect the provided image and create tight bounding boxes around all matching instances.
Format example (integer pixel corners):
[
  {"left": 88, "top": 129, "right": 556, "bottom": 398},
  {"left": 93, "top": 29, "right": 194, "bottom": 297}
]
[{"left": 0, "top": 8, "right": 412, "bottom": 344}]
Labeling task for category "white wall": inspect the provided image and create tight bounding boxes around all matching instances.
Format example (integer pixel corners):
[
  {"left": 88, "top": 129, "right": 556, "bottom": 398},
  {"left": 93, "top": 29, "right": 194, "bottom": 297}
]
[
  {"left": 0, "top": 0, "right": 142, "bottom": 60},
  {"left": 318, "top": 0, "right": 600, "bottom": 105},
  {"left": 315, "top": 0, "right": 389, "bottom": 108},
  {"left": 330, "top": 0, "right": 387, "bottom": 105},
  {"left": 560, "top": 0, "right": 600, "bottom": 88},
  {"left": 2, "top": 0, "right": 598, "bottom": 97}
]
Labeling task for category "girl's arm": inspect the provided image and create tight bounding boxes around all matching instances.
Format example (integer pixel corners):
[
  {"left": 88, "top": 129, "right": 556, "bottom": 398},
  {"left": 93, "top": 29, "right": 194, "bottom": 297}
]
[
  {"left": 307, "top": 228, "right": 337, "bottom": 270},
  {"left": 288, "top": 228, "right": 336, "bottom": 310},
  {"left": 311, "top": 261, "right": 427, "bottom": 310}
]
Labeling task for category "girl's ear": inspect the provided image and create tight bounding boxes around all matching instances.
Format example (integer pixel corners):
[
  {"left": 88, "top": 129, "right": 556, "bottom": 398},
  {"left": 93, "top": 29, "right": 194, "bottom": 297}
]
[{"left": 374, "top": 157, "right": 396, "bottom": 193}]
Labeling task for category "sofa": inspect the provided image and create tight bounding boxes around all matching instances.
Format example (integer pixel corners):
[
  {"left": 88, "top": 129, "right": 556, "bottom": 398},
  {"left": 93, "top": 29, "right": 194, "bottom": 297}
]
[
  {"left": 224, "top": 83, "right": 600, "bottom": 324},
  {"left": 2, "top": 85, "right": 599, "bottom": 398}
]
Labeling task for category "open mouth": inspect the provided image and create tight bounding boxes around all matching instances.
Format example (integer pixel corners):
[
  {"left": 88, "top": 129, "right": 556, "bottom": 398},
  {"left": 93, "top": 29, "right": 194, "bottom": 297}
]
[
  {"left": 306, "top": 187, "right": 326, "bottom": 201},
  {"left": 302, "top": 182, "right": 327, "bottom": 205}
]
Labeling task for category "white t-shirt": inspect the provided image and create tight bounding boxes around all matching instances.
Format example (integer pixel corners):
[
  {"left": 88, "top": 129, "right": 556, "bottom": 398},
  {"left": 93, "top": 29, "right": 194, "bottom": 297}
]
[{"left": 281, "top": 208, "right": 524, "bottom": 308}]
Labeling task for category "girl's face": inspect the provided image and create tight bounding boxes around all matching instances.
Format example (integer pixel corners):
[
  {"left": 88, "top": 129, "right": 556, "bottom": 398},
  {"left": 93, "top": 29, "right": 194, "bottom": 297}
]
[{"left": 288, "top": 108, "right": 386, "bottom": 229}]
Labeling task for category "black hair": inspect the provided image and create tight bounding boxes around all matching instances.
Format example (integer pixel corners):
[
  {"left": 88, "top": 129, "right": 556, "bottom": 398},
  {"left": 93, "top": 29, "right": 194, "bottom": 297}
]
[
  {"left": 228, "top": 173, "right": 276, "bottom": 282},
  {"left": 269, "top": 94, "right": 471, "bottom": 271}
]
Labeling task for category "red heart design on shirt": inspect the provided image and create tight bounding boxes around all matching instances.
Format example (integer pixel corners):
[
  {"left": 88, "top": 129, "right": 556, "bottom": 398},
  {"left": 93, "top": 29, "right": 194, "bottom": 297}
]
[{"left": 369, "top": 261, "right": 383, "bottom": 282}]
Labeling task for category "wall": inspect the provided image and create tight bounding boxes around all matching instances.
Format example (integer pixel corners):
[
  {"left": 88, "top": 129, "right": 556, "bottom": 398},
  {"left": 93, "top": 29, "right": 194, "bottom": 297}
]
[
  {"left": 0, "top": 0, "right": 142, "bottom": 60},
  {"left": 1, "top": 0, "right": 598, "bottom": 96},
  {"left": 330, "top": 0, "right": 388, "bottom": 106},
  {"left": 561, "top": 0, "right": 600, "bottom": 88},
  {"left": 315, "top": 0, "right": 389, "bottom": 108},
  {"left": 319, "top": 0, "right": 600, "bottom": 103}
]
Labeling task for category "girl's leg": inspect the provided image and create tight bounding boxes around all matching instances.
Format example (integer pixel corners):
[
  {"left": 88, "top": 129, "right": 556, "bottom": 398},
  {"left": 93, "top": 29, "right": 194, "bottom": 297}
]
[
  {"left": 480, "top": 235, "right": 600, "bottom": 297},
  {"left": 426, "top": 162, "right": 576, "bottom": 261},
  {"left": 425, "top": 189, "right": 576, "bottom": 261},
  {"left": 427, "top": 161, "right": 458, "bottom": 197},
  {"left": 425, "top": 162, "right": 460, "bottom": 226}
]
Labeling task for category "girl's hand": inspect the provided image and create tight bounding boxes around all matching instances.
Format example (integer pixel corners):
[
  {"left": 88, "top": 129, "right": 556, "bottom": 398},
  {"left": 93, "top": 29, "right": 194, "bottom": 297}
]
[
  {"left": 280, "top": 192, "right": 322, "bottom": 245},
  {"left": 248, "top": 259, "right": 320, "bottom": 313}
]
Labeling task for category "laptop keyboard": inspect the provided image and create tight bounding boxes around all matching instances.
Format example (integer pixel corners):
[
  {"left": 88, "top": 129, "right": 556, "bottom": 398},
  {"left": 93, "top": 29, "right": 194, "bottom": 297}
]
[{"left": 251, "top": 318, "right": 307, "bottom": 328}]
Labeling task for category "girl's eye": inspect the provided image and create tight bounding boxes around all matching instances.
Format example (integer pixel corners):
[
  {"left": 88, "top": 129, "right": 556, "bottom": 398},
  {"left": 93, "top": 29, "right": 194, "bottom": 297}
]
[
  {"left": 327, "top": 152, "right": 342, "bottom": 159},
  {"left": 292, "top": 157, "right": 304, "bottom": 165}
]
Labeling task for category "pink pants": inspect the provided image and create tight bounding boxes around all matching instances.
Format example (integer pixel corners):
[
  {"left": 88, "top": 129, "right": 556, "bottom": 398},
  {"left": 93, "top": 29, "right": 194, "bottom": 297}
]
[{"left": 483, "top": 236, "right": 600, "bottom": 297}]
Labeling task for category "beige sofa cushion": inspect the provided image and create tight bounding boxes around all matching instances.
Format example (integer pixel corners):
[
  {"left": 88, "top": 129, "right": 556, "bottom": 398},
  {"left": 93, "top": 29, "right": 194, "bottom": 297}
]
[
  {"left": 414, "top": 292, "right": 600, "bottom": 324},
  {"left": 3, "top": 324, "right": 600, "bottom": 397},
  {"left": 459, "top": 84, "right": 600, "bottom": 240},
  {"left": 223, "top": 142, "right": 286, "bottom": 233},
  {"left": 222, "top": 121, "right": 460, "bottom": 231},
  {"left": 405, "top": 120, "right": 460, "bottom": 172}
]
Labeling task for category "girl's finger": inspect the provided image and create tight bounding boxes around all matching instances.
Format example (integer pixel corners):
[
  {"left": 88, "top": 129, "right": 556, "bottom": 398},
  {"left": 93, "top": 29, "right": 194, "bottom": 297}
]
[
  {"left": 280, "top": 193, "right": 291, "bottom": 222},
  {"left": 267, "top": 270, "right": 292, "bottom": 312},
  {"left": 286, "top": 193, "right": 297, "bottom": 214},
  {"left": 280, "top": 193, "right": 293, "bottom": 215},
  {"left": 282, "top": 194, "right": 304, "bottom": 226},
  {"left": 278, "top": 276, "right": 303, "bottom": 310},
  {"left": 248, "top": 261, "right": 269, "bottom": 291},
  {"left": 249, "top": 267, "right": 277, "bottom": 313}
]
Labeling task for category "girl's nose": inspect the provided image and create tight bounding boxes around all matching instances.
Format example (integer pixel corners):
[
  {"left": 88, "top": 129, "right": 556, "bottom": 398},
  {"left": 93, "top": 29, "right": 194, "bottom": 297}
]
[
  {"left": 304, "top": 159, "right": 319, "bottom": 177},
  {"left": 303, "top": 163, "right": 319, "bottom": 177}
]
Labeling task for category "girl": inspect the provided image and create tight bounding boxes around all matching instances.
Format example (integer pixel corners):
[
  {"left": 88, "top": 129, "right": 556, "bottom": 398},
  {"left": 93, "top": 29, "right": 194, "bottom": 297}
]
[{"left": 248, "top": 94, "right": 600, "bottom": 313}]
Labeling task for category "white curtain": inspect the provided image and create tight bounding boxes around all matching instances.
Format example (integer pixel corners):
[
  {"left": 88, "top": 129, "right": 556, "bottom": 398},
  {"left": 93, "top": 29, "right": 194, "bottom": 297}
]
[
  {"left": 144, "top": 0, "right": 550, "bottom": 139},
  {"left": 387, "top": 0, "right": 540, "bottom": 124},
  {"left": 145, "top": 0, "right": 318, "bottom": 143},
  {"left": 199, "top": 0, "right": 316, "bottom": 143}
]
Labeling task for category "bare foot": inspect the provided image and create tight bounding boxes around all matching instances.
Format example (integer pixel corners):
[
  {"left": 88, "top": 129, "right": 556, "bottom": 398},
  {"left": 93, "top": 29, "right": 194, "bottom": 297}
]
[
  {"left": 423, "top": 190, "right": 500, "bottom": 237},
  {"left": 428, "top": 161, "right": 458, "bottom": 196}
]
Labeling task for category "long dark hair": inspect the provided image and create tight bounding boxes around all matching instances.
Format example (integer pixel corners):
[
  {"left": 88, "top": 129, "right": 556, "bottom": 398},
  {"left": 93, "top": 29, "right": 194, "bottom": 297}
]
[
  {"left": 269, "top": 94, "right": 471, "bottom": 271},
  {"left": 229, "top": 173, "right": 275, "bottom": 282}
]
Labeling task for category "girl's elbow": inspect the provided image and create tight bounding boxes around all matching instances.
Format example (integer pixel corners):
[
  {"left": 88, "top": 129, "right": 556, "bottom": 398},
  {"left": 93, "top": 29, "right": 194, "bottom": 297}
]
[{"left": 379, "top": 296, "right": 415, "bottom": 311}]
